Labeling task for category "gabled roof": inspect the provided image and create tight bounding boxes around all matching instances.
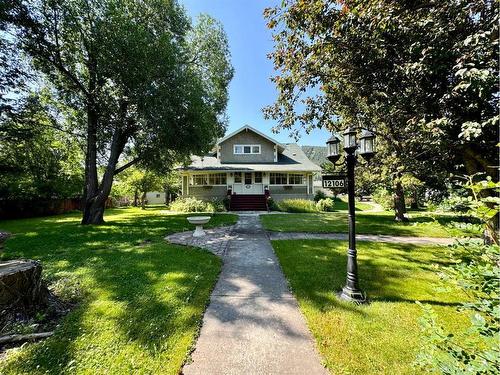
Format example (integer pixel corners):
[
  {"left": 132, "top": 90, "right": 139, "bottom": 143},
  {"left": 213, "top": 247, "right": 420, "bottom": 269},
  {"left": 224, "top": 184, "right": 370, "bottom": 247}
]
[
  {"left": 179, "top": 143, "right": 322, "bottom": 172},
  {"left": 217, "top": 125, "right": 286, "bottom": 152}
]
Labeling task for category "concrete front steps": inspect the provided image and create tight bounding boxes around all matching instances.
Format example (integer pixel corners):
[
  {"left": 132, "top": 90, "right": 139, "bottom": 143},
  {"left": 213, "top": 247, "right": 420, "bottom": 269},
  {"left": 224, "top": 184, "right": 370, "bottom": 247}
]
[{"left": 230, "top": 194, "right": 267, "bottom": 211}]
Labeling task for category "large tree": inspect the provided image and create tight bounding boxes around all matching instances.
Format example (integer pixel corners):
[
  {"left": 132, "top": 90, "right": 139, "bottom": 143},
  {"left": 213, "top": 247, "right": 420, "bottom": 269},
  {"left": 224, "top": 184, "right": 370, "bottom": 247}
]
[
  {"left": 1, "top": 0, "right": 233, "bottom": 224},
  {"left": 264, "top": 0, "right": 498, "bottom": 220}
]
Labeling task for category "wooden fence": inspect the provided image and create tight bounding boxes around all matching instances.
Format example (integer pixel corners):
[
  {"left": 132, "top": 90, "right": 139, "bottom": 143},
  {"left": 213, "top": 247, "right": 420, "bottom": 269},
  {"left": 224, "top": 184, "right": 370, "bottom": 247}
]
[{"left": 0, "top": 198, "right": 82, "bottom": 220}]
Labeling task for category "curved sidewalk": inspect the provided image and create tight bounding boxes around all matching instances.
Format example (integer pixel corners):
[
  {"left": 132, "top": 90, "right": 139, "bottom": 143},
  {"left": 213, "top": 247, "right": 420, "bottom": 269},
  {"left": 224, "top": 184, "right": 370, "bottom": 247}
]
[
  {"left": 182, "top": 215, "right": 327, "bottom": 375},
  {"left": 268, "top": 231, "right": 454, "bottom": 245}
]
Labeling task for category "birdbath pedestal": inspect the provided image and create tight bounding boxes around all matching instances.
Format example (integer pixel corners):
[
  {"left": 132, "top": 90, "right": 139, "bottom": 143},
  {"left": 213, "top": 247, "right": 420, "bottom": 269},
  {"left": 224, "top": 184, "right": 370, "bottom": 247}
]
[{"left": 187, "top": 216, "right": 211, "bottom": 237}]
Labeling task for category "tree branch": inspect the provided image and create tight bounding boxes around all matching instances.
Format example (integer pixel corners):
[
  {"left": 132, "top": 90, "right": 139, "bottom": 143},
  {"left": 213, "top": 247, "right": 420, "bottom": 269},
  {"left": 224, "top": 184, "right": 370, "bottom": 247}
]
[{"left": 114, "top": 158, "right": 140, "bottom": 175}]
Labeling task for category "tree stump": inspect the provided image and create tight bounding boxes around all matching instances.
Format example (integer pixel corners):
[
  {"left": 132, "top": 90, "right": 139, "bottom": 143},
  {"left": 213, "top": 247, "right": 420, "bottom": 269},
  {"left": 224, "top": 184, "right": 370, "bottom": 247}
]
[{"left": 0, "top": 260, "right": 49, "bottom": 311}]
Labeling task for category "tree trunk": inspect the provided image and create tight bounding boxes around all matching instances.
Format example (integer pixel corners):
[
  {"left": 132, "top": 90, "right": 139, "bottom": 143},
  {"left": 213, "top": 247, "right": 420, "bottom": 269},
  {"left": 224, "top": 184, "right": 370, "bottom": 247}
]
[
  {"left": 463, "top": 145, "right": 496, "bottom": 180},
  {"left": 133, "top": 189, "right": 139, "bottom": 207},
  {"left": 141, "top": 192, "right": 146, "bottom": 210},
  {"left": 411, "top": 190, "right": 419, "bottom": 209},
  {"left": 393, "top": 175, "right": 409, "bottom": 222},
  {"left": 81, "top": 98, "right": 131, "bottom": 225},
  {"left": 0, "top": 260, "right": 49, "bottom": 311},
  {"left": 81, "top": 99, "right": 100, "bottom": 225}
]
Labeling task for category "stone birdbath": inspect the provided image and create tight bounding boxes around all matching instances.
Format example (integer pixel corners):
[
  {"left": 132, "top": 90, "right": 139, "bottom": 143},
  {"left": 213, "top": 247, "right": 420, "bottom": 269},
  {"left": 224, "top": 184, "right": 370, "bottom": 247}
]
[{"left": 187, "top": 216, "right": 211, "bottom": 237}]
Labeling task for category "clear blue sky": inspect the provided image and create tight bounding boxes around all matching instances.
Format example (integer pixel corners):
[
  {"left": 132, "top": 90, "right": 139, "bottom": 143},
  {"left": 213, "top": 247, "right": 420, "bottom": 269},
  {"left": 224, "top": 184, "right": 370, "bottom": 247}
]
[{"left": 182, "top": 0, "right": 330, "bottom": 146}]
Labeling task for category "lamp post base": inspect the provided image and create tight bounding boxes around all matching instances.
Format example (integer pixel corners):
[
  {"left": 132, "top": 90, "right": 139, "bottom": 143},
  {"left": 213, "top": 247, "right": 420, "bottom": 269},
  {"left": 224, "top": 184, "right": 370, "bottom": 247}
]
[{"left": 337, "top": 286, "right": 367, "bottom": 304}]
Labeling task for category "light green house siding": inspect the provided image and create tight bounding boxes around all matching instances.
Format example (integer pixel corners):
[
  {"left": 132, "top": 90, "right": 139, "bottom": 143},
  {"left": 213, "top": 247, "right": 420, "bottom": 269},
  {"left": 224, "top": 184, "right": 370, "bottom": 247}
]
[
  {"left": 219, "top": 130, "right": 275, "bottom": 163},
  {"left": 185, "top": 186, "right": 227, "bottom": 200}
]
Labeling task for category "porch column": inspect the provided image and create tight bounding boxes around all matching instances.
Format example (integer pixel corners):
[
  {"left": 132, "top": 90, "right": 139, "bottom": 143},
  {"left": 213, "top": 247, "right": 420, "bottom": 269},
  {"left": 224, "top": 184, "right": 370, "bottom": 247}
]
[
  {"left": 227, "top": 172, "right": 234, "bottom": 191},
  {"left": 263, "top": 172, "right": 270, "bottom": 186}
]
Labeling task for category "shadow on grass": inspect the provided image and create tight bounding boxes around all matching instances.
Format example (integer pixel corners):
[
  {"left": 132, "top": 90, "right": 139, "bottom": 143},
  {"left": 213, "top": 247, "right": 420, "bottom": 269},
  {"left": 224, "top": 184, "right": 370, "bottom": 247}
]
[
  {"left": 263, "top": 211, "right": 481, "bottom": 237},
  {"left": 0, "top": 208, "right": 228, "bottom": 373},
  {"left": 272, "top": 239, "right": 462, "bottom": 314}
]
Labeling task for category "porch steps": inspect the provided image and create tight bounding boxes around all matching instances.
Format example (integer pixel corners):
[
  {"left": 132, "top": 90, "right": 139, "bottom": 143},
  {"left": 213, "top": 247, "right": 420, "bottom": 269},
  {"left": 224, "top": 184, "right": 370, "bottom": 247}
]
[{"left": 230, "top": 194, "right": 267, "bottom": 211}]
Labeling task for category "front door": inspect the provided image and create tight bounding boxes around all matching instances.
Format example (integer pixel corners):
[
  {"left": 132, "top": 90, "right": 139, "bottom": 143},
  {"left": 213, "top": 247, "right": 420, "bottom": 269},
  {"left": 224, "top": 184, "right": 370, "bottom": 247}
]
[{"left": 233, "top": 172, "right": 264, "bottom": 194}]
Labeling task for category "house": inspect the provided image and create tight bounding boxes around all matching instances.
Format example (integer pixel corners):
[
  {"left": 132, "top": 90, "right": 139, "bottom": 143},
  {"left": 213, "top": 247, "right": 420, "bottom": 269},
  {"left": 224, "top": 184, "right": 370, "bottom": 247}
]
[{"left": 178, "top": 125, "right": 322, "bottom": 210}]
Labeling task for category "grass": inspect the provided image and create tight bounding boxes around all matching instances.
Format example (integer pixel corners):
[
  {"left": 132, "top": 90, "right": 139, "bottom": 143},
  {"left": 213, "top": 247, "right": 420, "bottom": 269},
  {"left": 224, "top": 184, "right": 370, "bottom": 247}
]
[
  {"left": 272, "top": 239, "right": 469, "bottom": 374},
  {"left": 261, "top": 211, "right": 481, "bottom": 237},
  {"left": 0, "top": 207, "right": 238, "bottom": 374},
  {"left": 328, "top": 198, "right": 374, "bottom": 211}
]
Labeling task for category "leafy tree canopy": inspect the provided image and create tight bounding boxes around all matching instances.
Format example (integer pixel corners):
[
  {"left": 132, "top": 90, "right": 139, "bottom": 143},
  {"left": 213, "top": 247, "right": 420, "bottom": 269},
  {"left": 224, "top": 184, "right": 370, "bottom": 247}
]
[
  {"left": 264, "top": 0, "right": 498, "bottom": 220},
  {"left": 1, "top": 0, "right": 233, "bottom": 223},
  {"left": 264, "top": 0, "right": 497, "bottom": 172}
]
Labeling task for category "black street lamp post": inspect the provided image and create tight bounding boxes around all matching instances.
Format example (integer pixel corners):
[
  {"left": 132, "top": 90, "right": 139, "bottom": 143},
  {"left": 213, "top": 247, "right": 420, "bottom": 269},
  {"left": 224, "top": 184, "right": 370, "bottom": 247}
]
[{"left": 326, "top": 127, "right": 376, "bottom": 304}]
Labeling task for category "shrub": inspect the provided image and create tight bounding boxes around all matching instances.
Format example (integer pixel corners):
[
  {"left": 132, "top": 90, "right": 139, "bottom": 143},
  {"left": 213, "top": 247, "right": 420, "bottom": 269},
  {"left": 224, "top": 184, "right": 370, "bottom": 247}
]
[
  {"left": 416, "top": 177, "right": 500, "bottom": 373},
  {"left": 223, "top": 196, "right": 231, "bottom": 211},
  {"left": 278, "top": 199, "right": 317, "bottom": 213},
  {"left": 372, "top": 188, "right": 393, "bottom": 210},
  {"left": 267, "top": 197, "right": 280, "bottom": 211},
  {"left": 437, "top": 194, "right": 472, "bottom": 213},
  {"left": 313, "top": 190, "right": 327, "bottom": 202},
  {"left": 210, "top": 197, "right": 226, "bottom": 212},
  {"left": 316, "top": 198, "right": 335, "bottom": 212},
  {"left": 168, "top": 197, "right": 214, "bottom": 213}
]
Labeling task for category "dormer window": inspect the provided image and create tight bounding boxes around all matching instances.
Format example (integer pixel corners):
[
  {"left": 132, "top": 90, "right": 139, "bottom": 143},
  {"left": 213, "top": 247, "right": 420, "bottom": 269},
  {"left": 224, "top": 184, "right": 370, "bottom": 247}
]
[{"left": 234, "top": 144, "right": 261, "bottom": 154}]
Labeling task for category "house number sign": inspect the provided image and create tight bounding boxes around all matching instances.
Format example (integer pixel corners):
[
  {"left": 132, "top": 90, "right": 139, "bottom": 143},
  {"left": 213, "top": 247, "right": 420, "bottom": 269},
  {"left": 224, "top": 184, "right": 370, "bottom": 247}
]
[{"left": 322, "top": 175, "right": 346, "bottom": 188}]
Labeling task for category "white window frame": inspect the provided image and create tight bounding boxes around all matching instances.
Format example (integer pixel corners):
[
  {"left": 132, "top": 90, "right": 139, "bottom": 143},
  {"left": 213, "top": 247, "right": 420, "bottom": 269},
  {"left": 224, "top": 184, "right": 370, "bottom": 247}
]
[
  {"left": 269, "top": 173, "right": 307, "bottom": 185},
  {"left": 233, "top": 144, "right": 261, "bottom": 155},
  {"left": 270, "top": 172, "right": 288, "bottom": 185},
  {"left": 192, "top": 174, "right": 208, "bottom": 186},
  {"left": 191, "top": 173, "right": 227, "bottom": 186},
  {"left": 208, "top": 173, "right": 227, "bottom": 186},
  {"left": 288, "top": 173, "right": 305, "bottom": 185}
]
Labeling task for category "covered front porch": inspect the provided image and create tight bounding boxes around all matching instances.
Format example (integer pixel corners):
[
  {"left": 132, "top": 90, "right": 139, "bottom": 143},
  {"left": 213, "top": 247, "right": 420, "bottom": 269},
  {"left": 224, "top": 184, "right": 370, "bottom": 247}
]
[{"left": 180, "top": 170, "right": 315, "bottom": 202}]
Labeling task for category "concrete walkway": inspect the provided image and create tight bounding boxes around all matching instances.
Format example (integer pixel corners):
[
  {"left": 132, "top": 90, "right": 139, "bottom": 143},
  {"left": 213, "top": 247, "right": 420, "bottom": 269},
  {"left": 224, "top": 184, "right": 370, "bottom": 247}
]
[
  {"left": 165, "top": 225, "right": 237, "bottom": 257},
  {"left": 268, "top": 231, "right": 454, "bottom": 245},
  {"left": 183, "top": 215, "right": 327, "bottom": 375}
]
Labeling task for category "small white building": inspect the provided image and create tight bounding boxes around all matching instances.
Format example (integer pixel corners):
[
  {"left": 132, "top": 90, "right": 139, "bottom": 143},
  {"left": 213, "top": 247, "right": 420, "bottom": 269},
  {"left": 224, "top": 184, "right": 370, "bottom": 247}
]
[{"left": 145, "top": 191, "right": 166, "bottom": 205}]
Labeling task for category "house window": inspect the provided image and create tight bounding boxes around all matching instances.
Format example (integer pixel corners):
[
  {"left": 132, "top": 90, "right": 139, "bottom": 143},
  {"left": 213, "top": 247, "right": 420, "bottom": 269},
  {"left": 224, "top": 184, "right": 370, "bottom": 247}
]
[
  {"left": 234, "top": 172, "right": 242, "bottom": 183},
  {"left": 270, "top": 173, "right": 287, "bottom": 185},
  {"left": 254, "top": 172, "right": 262, "bottom": 183},
  {"left": 156, "top": 194, "right": 161, "bottom": 198},
  {"left": 244, "top": 172, "right": 252, "bottom": 185},
  {"left": 234, "top": 144, "right": 261, "bottom": 154},
  {"left": 192, "top": 175, "right": 207, "bottom": 186},
  {"left": 288, "top": 173, "right": 304, "bottom": 185},
  {"left": 208, "top": 173, "right": 227, "bottom": 185}
]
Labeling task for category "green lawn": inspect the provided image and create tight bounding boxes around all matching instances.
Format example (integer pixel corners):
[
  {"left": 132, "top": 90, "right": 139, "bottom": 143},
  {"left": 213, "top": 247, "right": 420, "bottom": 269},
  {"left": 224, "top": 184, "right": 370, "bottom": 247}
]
[
  {"left": 0, "top": 207, "right": 237, "bottom": 374},
  {"left": 329, "top": 198, "right": 374, "bottom": 211},
  {"left": 272, "top": 239, "right": 468, "bottom": 374},
  {"left": 261, "top": 211, "right": 481, "bottom": 237}
]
